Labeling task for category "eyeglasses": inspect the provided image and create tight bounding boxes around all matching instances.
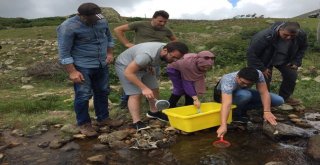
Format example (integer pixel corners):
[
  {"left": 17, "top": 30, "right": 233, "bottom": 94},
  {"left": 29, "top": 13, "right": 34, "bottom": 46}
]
[{"left": 167, "top": 52, "right": 180, "bottom": 62}]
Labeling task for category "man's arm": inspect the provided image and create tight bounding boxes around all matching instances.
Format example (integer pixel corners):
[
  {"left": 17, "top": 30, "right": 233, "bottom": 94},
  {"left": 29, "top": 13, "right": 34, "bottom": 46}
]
[
  {"left": 106, "top": 47, "right": 114, "bottom": 64},
  {"left": 292, "top": 31, "right": 308, "bottom": 67},
  {"left": 256, "top": 82, "right": 277, "bottom": 125},
  {"left": 124, "top": 61, "right": 154, "bottom": 98},
  {"left": 247, "top": 30, "right": 271, "bottom": 72},
  {"left": 216, "top": 93, "right": 233, "bottom": 137},
  {"left": 114, "top": 24, "right": 134, "bottom": 48}
]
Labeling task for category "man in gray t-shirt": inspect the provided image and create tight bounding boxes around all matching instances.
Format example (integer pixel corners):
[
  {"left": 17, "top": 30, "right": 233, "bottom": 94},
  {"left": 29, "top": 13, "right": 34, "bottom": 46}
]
[
  {"left": 115, "top": 41, "right": 188, "bottom": 131},
  {"left": 213, "top": 67, "right": 284, "bottom": 138}
]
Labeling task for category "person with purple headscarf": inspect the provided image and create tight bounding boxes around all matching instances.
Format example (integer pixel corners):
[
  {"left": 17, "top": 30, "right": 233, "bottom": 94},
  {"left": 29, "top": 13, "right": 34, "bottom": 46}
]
[{"left": 167, "top": 51, "right": 215, "bottom": 108}]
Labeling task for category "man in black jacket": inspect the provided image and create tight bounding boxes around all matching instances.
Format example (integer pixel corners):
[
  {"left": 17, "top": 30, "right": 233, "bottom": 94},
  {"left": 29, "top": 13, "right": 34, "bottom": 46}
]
[{"left": 247, "top": 22, "right": 308, "bottom": 106}]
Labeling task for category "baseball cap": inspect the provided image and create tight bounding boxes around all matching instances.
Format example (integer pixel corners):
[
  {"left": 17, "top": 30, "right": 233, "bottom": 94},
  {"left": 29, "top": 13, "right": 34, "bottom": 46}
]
[{"left": 77, "top": 3, "right": 104, "bottom": 20}]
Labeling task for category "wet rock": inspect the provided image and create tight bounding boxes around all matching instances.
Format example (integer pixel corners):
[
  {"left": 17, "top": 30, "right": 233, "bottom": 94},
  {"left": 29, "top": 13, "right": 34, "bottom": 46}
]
[
  {"left": 263, "top": 122, "right": 311, "bottom": 141},
  {"left": 49, "top": 136, "right": 72, "bottom": 149},
  {"left": 307, "top": 135, "right": 320, "bottom": 161},
  {"left": 278, "top": 104, "right": 294, "bottom": 111},
  {"left": 290, "top": 118, "right": 302, "bottom": 123},
  {"left": 38, "top": 141, "right": 50, "bottom": 148},
  {"left": 49, "top": 139, "right": 64, "bottom": 149},
  {"left": 251, "top": 116, "right": 263, "bottom": 123},
  {"left": 293, "top": 104, "right": 305, "bottom": 112},
  {"left": 93, "top": 144, "right": 108, "bottom": 151},
  {"left": 151, "top": 131, "right": 165, "bottom": 141},
  {"left": 98, "top": 130, "right": 130, "bottom": 144},
  {"left": 162, "top": 151, "right": 178, "bottom": 164},
  {"left": 87, "top": 154, "right": 107, "bottom": 164},
  {"left": 148, "top": 149, "right": 163, "bottom": 157},
  {"left": 265, "top": 161, "right": 287, "bottom": 165},
  {"left": 294, "top": 121, "right": 313, "bottom": 128},
  {"left": 73, "top": 134, "right": 86, "bottom": 139},
  {"left": 130, "top": 138, "right": 158, "bottom": 150},
  {"left": 199, "top": 154, "right": 232, "bottom": 165},
  {"left": 109, "top": 140, "right": 129, "bottom": 149},
  {"left": 0, "top": 144, "right": 10, "bottom": 151},
  {"left": 149, "top": 120, "right": 166, "bottom": 128},
  {"left": 60, "top": 142, "right": 80, "bottom": 152},
  {"left": 288, "top": 114, "right": 299, "bottom": 119},
  {"left": 60, "top": 124, "right": 80, "bottom": 134}
]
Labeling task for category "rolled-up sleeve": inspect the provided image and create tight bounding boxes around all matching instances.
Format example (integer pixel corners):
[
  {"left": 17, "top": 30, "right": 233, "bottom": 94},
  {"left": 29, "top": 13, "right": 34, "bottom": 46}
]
[
  {"left": 105, "top": 22, "right": 114, "bottom": 48},
  {"left": 57, "top": 25, "right": 75, "bottom": 65}
]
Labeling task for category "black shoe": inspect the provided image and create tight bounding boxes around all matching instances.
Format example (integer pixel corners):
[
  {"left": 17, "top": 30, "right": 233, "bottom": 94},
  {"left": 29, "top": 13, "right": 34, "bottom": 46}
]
[
  {"left": 119, "top": 101, "right": 128, "bottom": 109},
  {"left": 146, "top": 111, "right": 169, "bottom": 122},
  {"left": 133, "top": 121, "right": 150, "bottom": 131}
]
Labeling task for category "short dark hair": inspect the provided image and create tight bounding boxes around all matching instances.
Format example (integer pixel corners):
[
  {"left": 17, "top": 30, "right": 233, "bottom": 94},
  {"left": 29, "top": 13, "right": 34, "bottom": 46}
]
[
  {"left": 164, "top": 41, "right": 189, "bottom": 55},
  {"left": 152, "top": 10, "right": 169, "bottom": 19},
  {"left": 238, "top": 67, "right": 259, "bottom": 82},
  {"left": 280, "top": 22, "right": 300, "bottom": 34},
  {"left": 78, "top": 3, "right": 101, "bottom": 16}
]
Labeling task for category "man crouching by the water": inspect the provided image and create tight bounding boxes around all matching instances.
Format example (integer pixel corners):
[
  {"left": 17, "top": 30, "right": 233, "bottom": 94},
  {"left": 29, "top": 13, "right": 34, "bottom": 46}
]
[{"left": 213, "top": 67, "right": 284, "bottom": 137}]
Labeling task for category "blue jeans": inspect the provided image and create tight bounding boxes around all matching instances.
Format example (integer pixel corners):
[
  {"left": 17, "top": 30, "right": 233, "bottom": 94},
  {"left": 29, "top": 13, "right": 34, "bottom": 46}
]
[
  {"left": 74, "top": 66, "right": 109, "bottom": 125},
  {"left": 232, "top": 89, "right": 284, "bottom": 118}
]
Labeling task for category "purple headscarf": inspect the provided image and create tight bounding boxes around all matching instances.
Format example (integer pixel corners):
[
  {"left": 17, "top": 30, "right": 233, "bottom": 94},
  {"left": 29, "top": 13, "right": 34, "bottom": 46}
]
[{"left": 168, "top": 51, "right": 215, "bottom": 94}]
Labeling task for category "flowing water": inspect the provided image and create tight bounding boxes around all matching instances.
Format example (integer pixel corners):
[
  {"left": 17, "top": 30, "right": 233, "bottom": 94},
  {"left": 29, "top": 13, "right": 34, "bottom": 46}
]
[{"left": 1, "top": 115, "right": 320, "bottom": 165}]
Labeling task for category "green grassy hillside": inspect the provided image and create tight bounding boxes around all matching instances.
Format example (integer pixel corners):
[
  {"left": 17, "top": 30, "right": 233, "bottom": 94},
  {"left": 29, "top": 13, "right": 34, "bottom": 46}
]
[{"left": 0, "top": 17, "right": 319, "bottom": 130}]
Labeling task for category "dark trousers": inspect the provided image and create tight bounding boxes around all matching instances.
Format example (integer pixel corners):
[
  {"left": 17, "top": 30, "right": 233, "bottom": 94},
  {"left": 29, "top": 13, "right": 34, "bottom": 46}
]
[
  {"left": 265, "top": 65, "right": 298, "bottom": 100},
  {"left": 168, "top": 94, "right": 193, "bottom": 108}
]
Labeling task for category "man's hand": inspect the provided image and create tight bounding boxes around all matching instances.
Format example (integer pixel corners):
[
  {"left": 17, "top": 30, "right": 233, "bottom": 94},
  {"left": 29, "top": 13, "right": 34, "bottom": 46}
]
[
  {"left": 216, "top": 124, "right": 227, "bottom": 138},
  {"left": 69, "top": 71, "right": 85, "bottom": 84},
  {"left": 262, "top": 69, "right": 272, "bottom": 79},
  {"left": 263, "top": 111, "right": 277, "bottom": 125},
  {"left": 142, "top": 88, "right": 154, "bottom": 99},
  {"left": 106, "top": 54, "right": 114, "bottom": 64}
]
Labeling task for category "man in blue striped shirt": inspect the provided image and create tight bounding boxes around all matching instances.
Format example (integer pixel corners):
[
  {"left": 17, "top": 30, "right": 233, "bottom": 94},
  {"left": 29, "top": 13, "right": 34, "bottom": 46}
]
[{"left": 57, "top": 3, "right": 115, "bottom": 137}]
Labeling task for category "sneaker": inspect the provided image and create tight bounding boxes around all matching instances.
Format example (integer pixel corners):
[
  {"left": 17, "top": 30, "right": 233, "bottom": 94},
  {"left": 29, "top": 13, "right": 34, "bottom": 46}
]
[
  {"left": 79, "top": 123, "right": 98, "bottom": 137},
  {"left": 96, "top": 118, "right": 124, "bottom": 127},
  {"left": 146, "top": 111, "right": 169, "bottom": 122},
  {"left": 133, "top": 121, "right": 150, "bottom": 131},
  {"left": 285, "top": 98, "right": 301, "bottom": 106}
]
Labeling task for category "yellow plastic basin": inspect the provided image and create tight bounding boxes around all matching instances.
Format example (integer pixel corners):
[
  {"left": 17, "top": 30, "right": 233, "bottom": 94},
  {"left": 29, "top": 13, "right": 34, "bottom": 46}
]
[{"left": 163, "top": 102, "right": 234, "bottom": 132}]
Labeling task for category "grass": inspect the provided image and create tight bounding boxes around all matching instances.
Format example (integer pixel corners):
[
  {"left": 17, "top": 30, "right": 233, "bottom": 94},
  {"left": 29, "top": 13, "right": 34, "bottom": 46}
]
[{"left": 0, "top": 17, "right": 319, "bottom": 133}]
